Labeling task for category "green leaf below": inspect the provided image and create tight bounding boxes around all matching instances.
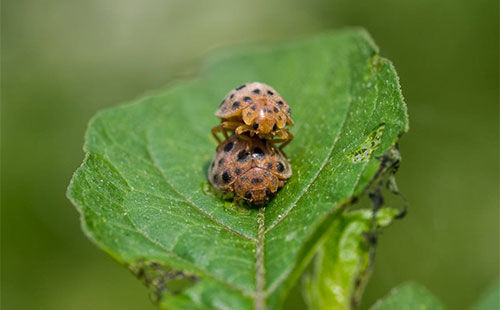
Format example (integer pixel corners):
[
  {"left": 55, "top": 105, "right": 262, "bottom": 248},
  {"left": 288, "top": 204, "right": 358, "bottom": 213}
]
[{"left": 67, "top": 28, "right": 408, "bottom": 309}]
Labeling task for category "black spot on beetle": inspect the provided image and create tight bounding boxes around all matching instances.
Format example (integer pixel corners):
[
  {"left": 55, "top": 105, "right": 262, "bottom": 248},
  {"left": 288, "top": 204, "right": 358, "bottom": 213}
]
[
  {"left": 272, "top": 123, "right": 277, "bottom": 131},
  {"left": 253, "top": 123, "right": 259, "bottom": 130},
  {"left": 219, "top": 100, "right": 225, "bottom": 107},
  {"left": 277, "top": 161, "right": 285, "bottom": 172},
  {"left": 243, "top": 96, "right": 252, "bottom": 103},
  {"left": 265, "top": 188, "right": 272, "bottom": 197},
  {"left": 287, "top": 108, "right": 291, "bottom": 114},
  {"left": 251, "top": 105, "right": 257, "bottom": 111},
  {"left": 267, "top": 109, "right": 272, "bottom": 113},
  {"left": 237, "top": 185, "right": 243, "bottom": 190},
  {"left": 224, "top": 142, "right": 234, "bottom": 152},
  {"left": 237, "top": 150, "right": 250, "bottom": 162},
  {"left": 230, "top": 94, "right": 234, "bottom": 99},
  {"left": 277, "top": 100, "right": 284, "bottom": 106},
  {"left": 211, "top": 161, "right": 215, "bottom": 169},
  {"left": 213, "top": 174, "right": 218, "bottom": 183},
  {"left": 252, "top": 89, "right": 260, "bottom": 94},
  {"left": 267, "top": 162, "right": 273, "bottom": 169},
  {"left": 267, "top": 90, "right": 274, "bottom": 96},
  {"left": 241, "top": 175, "right": 247, "bottom": 181},
  {"left": 235, "top": 168, "right": 242, "bottom": 175},
  {"left": 232, "top": 101, "right": 240, "bottom": 109},
  {"left": 222, "top": 171, "right": 232, "bottom": 183},
  {"left": 273, "top": 107, "right": 279, "bottom": 113},
  {"left": 236, "top": 84, "right": 246, "bottom": 90},
  {"left": 244, "top": 191, "right": 252, "bottom": 199},
  {"left": 252, "top": 147, "right": 265, "bottom": 159},
  {"left": 218, "top": 158, "right": 225, "bottom": 167},
  {"left": 251, "top": 178, "right": 263, "bottom": 184}
]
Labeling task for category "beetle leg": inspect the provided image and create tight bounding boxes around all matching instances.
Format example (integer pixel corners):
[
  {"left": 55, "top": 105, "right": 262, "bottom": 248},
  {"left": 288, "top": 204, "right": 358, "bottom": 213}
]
[
  {"left": 235, "top": 124, "right": 256, "bottom": 150},
  {"left": 278, "top": 129, "right": 293, "bottom": 151},
  {"left": 221, "top": 121, "right": 242, "bottom": 131},
  {"left": 234, "top": 123, "right": 253, "bottom": 136},
  {"left": 267, "top": 129, "right": 293, "bottom": 157},
  {"left": 211, "top": 124, "right": 225, "bottom": 145},
  {"left": 212, "top": 121, "right": 242, "bottom": 148}
]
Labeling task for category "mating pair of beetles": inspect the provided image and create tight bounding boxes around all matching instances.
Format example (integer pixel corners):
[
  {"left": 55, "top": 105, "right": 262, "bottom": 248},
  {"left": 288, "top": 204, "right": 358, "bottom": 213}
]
[{"left": 208, "top": 82, "right": 294, "bottom": 205}]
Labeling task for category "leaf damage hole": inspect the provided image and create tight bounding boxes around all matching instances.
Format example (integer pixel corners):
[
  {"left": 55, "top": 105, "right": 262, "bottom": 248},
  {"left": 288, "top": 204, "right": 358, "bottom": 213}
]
[
  {"left": 364, "top": 54, "right": 384, "bottom": 81},
  {"left": 350, "top": 124, "right": 385, "bottom": 163},
  {"left": 129, "top": 260, "right": 199, "bottom": 303}
]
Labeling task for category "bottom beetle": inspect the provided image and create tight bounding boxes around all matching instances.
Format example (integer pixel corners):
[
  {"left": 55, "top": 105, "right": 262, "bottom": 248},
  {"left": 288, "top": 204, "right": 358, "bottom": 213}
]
[{"left": 208, "top": 135, "right": 292, "bottom": 205}]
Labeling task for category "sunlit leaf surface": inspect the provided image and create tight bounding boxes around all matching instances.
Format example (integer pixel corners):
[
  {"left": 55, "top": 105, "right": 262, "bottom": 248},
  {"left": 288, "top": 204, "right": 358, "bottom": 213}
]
[{"left": 67, "top": 29, "right": 408, "bottom": 309}]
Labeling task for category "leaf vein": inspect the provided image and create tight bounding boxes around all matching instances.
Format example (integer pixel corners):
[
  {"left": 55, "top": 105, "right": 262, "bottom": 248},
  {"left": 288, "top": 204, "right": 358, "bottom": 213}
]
[
  {"left": 144, "top": 138, "right": 258, "bottom": 243},
  {"left": 81, "top": 161, "right": 254, "bottom": 297},
  {"left": 264, "top": 94, "right": 354, "bottom": 234},
  {"left": 100, "top": 124, "right": 257, "bottom": 243}
]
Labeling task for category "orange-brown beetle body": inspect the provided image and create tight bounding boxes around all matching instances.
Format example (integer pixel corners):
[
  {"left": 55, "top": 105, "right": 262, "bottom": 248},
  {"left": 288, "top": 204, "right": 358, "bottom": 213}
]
[
  {"left": 212, "top": 82, "right": 294, "bottom": 151},
  {"left": 208, "top": 135, "right": 291, "bottom": 205}
]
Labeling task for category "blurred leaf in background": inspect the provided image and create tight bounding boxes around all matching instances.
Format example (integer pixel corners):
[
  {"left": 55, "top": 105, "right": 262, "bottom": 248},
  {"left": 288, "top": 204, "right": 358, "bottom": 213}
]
[
  {"left": 304, "top": 209, "right": 399, "bottom": 310},
  {"left": 472, "top": 281, "right": 500, "bottom": 310},
  {"left": 369, "top": 282, "right": 444, "bottom": 310},
  {"left": 1, "top": 0, "right": 498, "bottom": 309}
]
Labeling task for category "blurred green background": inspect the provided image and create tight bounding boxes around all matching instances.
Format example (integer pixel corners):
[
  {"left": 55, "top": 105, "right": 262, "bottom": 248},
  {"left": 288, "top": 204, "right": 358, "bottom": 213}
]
[{"left": 2, "top": 0, "right": 498, "bottom": 309}]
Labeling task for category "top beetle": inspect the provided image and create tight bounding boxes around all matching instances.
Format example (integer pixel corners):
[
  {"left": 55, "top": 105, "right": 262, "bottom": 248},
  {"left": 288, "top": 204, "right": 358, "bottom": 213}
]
[{"left": 212, "top": 82, "right": 294, "bottom": 150}]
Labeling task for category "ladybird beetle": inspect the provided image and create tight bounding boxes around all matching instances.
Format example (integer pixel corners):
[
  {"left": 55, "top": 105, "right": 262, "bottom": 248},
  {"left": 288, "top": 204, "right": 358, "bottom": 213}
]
[
  {"left": 208, "top": 134, "right": 292, "bottom": 205},
  {"left": 212, "top": 82, "right": 294, "bottom": 151}
]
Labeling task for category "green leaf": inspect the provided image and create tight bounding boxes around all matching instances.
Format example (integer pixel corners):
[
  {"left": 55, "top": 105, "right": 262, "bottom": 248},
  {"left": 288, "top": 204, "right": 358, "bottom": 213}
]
[
  {"left": 303, "top": 208, "right": 399, "bottom": 310},
  {"left": 67, "top": 28, "right": 408, "bottom": 309},
  {"left": 370, "top": 282, "right": 444, "bottom": 310},
  {"left": 472, "top": 281, "right": 500, "bottom": 310}
]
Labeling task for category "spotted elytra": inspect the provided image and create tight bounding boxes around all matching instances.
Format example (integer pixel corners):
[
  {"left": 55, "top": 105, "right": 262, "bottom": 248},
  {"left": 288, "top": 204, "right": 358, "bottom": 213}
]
[
  {"left": 212, "top": 82, "right": 294, "bottom": 152},
  {"left": 208, "top": 134, "right": 291, "bottom": 205}
]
